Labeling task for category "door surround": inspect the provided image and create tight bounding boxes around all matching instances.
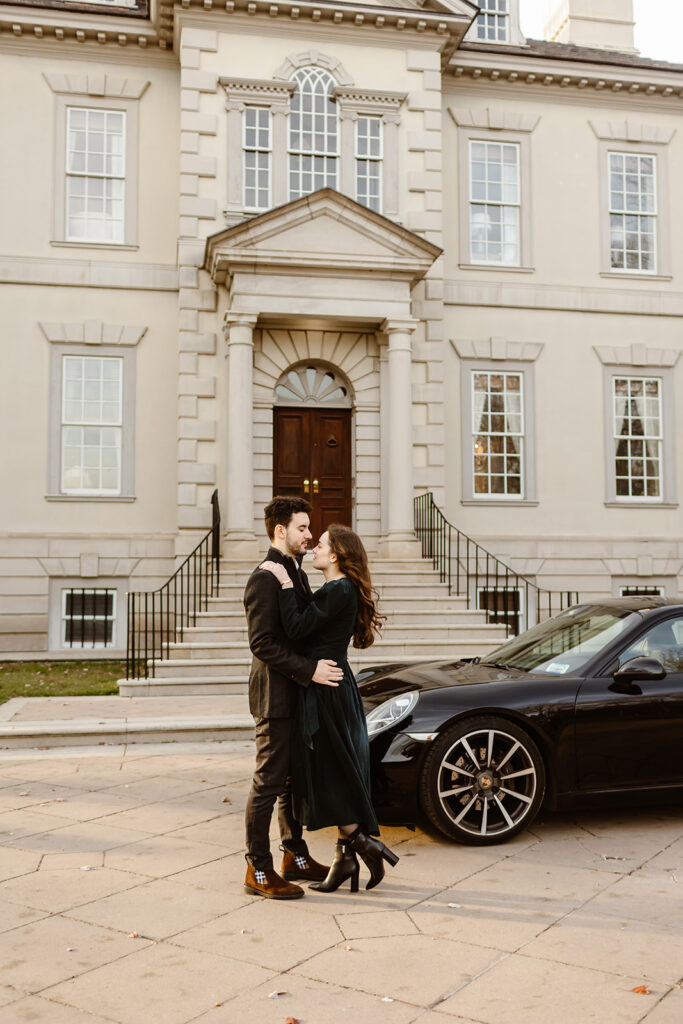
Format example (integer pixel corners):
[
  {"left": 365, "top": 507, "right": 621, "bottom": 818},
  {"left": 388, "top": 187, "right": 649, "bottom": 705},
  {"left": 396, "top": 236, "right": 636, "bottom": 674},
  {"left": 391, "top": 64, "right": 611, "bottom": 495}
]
[{"left": 253, "top": 326, "right": 381, "bottom": 550}]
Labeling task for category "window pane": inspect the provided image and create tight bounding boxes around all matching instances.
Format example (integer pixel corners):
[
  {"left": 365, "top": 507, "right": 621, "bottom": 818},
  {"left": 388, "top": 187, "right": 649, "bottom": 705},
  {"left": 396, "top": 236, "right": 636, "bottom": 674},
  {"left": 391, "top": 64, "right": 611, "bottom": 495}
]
[
  {"left": 288, "top": 67, "right": 339, "bottom": 201},
  {"left": 471, "top": 371, "right": 524, "bottom": 497},
  {"left": 612, "top": 376, "right": 662, "bottom": 500},
  {"left": 608, "top": 151, "right": 657, "bottom": 272},
  {"left": 470, "top": 140, "right": 520, "bottom": 264}
]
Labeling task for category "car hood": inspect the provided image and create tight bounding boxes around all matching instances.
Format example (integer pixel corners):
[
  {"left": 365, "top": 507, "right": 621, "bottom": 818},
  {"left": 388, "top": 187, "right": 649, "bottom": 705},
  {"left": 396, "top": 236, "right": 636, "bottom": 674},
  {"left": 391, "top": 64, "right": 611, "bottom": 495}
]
[{"left": 357, "top": 658, "right": 539, "bottom": 709}]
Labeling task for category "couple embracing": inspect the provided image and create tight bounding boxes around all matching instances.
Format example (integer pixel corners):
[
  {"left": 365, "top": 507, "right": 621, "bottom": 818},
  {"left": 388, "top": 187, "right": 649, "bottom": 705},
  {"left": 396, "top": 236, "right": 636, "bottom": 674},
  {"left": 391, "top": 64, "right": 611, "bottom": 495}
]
[{"left": 243, "top": 495, "right": 399, "bottom": 899}]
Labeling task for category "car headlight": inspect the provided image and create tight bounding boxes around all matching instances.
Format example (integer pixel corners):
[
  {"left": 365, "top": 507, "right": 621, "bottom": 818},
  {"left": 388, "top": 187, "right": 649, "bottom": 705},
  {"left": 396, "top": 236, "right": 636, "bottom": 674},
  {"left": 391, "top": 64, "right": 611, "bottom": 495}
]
[{"left": 366, "top": 692, "right": 419, "bottom": 739}]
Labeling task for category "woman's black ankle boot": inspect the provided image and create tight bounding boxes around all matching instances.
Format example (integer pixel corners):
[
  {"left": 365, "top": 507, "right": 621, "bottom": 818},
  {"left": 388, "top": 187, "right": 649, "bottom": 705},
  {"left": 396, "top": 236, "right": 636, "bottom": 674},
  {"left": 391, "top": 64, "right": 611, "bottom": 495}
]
[
  {"left": 309, "top": 839, "right": 360, "bottom": 893},
  {"left": 348, "top": 829, "right": 399, "bottom": 890}
]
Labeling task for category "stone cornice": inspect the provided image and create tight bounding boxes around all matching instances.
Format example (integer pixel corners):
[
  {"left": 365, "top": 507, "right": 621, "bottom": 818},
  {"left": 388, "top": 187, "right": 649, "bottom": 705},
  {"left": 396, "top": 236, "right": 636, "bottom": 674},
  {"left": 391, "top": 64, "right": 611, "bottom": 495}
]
[
  {"left": 39, "top": 320, "right": 148, "bottom": 345},
  {"left": 448, "top": 105, "right": 540, "bottom": 131},
  {"left": 0, "top": 0, "right": 173, "bottom": 49},
  {"left": 593, "top": 343, "right": 680, "bottom": 368},
  {"left": 588, "top": 119, "right": 675, "bottom": 145},
  {"left": 448, "top": 50, "right": 683, "bottom": 101},
  {"left": 43, "top": 70, "right": 150, "bottom": 97},
  {"left": 451, "top": 337, "right": 544, "bottom": 362}
]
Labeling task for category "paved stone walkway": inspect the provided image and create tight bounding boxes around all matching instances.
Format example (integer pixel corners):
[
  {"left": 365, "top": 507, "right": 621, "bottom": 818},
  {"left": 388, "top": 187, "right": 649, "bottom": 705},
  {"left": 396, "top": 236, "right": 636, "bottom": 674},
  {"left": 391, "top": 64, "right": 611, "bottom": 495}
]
[{"left": 0, "top": 740, "right": 681, "bottom": 1024}]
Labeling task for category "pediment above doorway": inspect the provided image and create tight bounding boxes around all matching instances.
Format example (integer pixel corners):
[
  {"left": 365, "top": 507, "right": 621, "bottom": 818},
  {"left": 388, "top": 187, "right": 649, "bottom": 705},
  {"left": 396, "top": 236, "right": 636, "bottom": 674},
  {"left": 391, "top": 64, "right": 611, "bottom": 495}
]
[{"left": 203, "top": 189, "right": 442, "bottom": 286}]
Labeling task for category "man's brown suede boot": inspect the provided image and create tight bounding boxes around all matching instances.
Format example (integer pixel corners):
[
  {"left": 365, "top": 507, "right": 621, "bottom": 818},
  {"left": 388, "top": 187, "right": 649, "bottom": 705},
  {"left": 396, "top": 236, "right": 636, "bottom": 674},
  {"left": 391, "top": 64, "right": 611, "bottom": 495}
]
[
  {"left": 244, "top": 864, "right": 304, "bottom": 899},
  {"left": 281, "top": 848, "right": 329, "bottom": 883}
]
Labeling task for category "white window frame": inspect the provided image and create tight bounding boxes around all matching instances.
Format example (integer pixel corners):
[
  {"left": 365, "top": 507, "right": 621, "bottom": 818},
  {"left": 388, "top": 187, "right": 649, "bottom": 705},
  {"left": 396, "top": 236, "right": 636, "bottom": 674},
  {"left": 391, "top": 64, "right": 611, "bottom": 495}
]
[
  {"left": 601, "top": 364, "right": 676, "bottom": 507},
  {"left": 457, "top": 354, "right": 539, "bottom": 506},
  {"left": 288, "top": 66, "right": 340, "bottom": 201},
  {"left": 456, "top": 124, "right": 535, "bottom": 273},
  {"left": 60, "top": 354, "right": 123, "bottom": 496},
  {"left": 243, "top": 106, "right": 272, "bottom": 212},
  {"left": 45, "top": 75, "right": 147, "bottom": 250},
  {"left": 607, "top": 150, "right": 658, "bottom": 275},
  {"left": 471, "top": 369, "right": 525, "bottom": 498},
  {"left": 47, "top": 344, "right": 136, "bottom": 501},
  {"left": 47, "top": 576, "right": 128, "bottom": 654},
  {"left": 355, "top": 115, "right": 383, "bottom": 214},
  {"left": 61, "top": 587, "right": 117, "bottom": 649},
  {"left": 464, "top": 0, "right": 526, "bottom": 45},
  {"left": 612, "top": 375, "right": 663, "bottom": 503},
  {"left": 64, "top": 107, "right": 127, "bottom": 245},
  {"left": 468, "top": 139, "right": 521, "bottom": 267},
  {"left": 619, "top": 585, "right": 664, "bottom": 597},
  {"left": 474, "top": 0, "right": 510, "bottom": 43}
]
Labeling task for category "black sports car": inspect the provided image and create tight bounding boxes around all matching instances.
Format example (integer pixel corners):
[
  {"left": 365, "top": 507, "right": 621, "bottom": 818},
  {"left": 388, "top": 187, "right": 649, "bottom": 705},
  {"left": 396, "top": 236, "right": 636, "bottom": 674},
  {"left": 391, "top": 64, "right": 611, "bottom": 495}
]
[{"left": 358, "top": 597, "right": 683, "bottom": 845}]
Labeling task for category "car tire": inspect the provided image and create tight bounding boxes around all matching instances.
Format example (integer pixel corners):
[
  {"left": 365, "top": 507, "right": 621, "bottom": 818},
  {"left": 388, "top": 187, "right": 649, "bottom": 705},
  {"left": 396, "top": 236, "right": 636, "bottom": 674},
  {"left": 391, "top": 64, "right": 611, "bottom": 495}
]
[{"left": 419, "top": 715, "right": 546, "bottom": 845}]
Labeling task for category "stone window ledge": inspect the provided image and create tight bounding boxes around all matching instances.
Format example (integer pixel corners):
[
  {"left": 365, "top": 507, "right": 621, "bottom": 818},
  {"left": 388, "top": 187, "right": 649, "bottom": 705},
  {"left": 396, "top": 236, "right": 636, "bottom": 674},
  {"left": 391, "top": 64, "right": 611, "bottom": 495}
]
[
  {"left": 45, "top": 495, "right": 136, "bottom": 502},
  {"left": 458, "top": 264, "right": 535, "bottom": 274}
]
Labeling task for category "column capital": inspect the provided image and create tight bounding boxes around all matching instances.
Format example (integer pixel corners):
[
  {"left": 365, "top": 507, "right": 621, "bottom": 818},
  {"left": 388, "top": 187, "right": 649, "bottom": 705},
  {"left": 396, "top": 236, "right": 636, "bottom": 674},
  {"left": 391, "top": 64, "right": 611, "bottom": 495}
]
[
  {"left": 381, "top": 317, "right": 420, "bottom": 337},
  {"left": 223, "top": 311, "right": 258, "bottom": 340}
]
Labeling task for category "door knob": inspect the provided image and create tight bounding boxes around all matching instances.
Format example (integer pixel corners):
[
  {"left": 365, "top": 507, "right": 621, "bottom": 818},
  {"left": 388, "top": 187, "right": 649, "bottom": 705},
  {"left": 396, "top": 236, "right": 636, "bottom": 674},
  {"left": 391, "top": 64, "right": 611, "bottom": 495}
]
[
  {"left": 313, "top": 479, "right": 319, "bottom": 494},
  {"left": 303, "top": 479, "right": 310, "bottom": 495}
]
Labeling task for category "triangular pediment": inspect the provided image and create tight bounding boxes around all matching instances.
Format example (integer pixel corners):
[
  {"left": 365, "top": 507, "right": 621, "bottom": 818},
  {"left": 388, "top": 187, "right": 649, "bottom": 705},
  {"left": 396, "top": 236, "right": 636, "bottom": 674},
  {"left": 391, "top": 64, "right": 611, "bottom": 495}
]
[{"left": 205, "top": 189, "right": 441, "bottom": 284}]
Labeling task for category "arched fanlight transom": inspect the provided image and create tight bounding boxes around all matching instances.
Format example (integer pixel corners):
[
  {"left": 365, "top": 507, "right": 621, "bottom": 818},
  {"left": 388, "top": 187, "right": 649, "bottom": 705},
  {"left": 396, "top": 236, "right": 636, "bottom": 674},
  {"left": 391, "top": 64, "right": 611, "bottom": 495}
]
[{"left": 274, "top": 364, "right": 352, "bottom": 407}]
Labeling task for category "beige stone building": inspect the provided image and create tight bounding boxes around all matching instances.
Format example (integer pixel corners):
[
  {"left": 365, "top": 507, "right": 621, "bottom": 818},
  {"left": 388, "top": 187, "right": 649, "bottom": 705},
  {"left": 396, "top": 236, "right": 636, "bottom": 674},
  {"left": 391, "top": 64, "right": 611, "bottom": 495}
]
[{"left": 2, "top": 0, "right": 683, "bottom": 659}]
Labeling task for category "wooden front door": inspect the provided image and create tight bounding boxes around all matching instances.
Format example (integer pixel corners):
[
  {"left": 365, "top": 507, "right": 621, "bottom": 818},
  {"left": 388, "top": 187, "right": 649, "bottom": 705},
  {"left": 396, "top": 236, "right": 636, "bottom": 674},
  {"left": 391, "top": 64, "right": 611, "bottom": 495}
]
[{"left": 273, "top": 407, "right": 352, "bottom": 542}]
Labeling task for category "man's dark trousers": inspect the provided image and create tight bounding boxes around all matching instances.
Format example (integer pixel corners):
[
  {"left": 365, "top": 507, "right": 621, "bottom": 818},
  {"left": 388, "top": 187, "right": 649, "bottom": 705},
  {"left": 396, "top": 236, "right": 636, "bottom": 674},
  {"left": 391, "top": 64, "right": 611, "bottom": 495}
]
[{"left": 243, "top": 547, "right": 317, "bottom": 871}]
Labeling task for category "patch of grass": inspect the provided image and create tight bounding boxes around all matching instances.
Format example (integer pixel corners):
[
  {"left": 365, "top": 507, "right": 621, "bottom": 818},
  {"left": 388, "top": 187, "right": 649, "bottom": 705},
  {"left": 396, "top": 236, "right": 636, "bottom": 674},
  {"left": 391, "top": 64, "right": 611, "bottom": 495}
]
[{"left": 0, "top": 661, "right": 124, "bottom": 705}]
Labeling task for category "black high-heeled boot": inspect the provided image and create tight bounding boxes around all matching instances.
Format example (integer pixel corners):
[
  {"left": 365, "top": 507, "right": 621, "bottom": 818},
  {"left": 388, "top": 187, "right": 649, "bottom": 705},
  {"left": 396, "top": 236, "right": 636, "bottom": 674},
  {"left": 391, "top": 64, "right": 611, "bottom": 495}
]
[
  {"left": 309, "top": 839, "right": 360, "bottom": 893},
  {"left": 348, "top": 829, "right": 399, "bottom": 890}
]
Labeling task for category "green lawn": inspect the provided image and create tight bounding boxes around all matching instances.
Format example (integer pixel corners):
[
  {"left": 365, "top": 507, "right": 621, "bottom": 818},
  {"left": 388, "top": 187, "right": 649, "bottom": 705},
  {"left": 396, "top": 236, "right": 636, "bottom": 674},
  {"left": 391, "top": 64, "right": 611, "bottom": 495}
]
[{"left": 0, "top": 661, "right": 124, "bottom": 705}]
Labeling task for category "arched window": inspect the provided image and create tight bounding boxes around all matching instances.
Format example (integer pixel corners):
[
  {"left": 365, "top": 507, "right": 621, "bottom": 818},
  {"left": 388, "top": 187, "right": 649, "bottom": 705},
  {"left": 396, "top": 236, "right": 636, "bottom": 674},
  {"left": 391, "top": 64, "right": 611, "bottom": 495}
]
[{"left": 288, "top": 67, "right": 339, "bottom": 200}]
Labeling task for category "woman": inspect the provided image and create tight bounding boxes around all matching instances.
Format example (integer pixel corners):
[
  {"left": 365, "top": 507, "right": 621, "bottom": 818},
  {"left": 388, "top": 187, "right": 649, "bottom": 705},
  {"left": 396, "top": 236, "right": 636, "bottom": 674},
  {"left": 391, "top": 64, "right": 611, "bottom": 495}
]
[{"left": 259, "top": 524, "right": 399, "bottom": 892}]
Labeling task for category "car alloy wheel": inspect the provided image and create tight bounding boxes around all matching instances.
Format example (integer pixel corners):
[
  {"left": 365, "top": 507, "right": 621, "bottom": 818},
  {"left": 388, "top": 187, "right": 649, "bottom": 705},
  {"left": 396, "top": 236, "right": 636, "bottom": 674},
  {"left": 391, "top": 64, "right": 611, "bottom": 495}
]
[{"left": 420, "top": 715, "right": 546, "bottom": 845}]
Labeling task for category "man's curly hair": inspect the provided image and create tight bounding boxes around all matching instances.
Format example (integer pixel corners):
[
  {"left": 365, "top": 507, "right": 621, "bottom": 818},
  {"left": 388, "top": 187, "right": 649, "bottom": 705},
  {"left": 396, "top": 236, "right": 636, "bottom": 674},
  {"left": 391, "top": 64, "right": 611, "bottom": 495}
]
[{"left": 264, "top": 495, "right": 313, "bottom": 540}]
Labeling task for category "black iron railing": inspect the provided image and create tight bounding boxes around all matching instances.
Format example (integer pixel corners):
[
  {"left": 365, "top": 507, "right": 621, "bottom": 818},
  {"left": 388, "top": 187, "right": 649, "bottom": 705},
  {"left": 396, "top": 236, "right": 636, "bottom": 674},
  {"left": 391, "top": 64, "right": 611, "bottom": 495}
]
[
  {"left": 414, "top": 492, "right": 578, "bottom": 636},
  {"left": 126, "top": 490, "right": 221, "bottom": 679}
]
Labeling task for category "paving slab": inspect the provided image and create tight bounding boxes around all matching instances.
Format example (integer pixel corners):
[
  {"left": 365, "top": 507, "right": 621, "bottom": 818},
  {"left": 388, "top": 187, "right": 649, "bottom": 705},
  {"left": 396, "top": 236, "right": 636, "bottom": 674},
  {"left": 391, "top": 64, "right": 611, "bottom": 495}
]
[{"left": 0, "top": 741, "right": 681, "bottom": 1024}]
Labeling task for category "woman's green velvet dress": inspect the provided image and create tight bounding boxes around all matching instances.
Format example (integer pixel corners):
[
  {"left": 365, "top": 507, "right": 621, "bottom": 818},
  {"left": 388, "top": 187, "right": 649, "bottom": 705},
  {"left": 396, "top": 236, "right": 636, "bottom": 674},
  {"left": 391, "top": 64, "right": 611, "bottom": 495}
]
[{"left": 278, "top": 576, "right": 379, "bottom": 836}]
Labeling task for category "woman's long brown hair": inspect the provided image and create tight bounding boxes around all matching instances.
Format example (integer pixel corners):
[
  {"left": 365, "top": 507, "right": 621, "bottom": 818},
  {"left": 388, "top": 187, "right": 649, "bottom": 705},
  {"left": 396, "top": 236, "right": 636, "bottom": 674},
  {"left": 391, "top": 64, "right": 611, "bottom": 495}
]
[{"left": 327, "top": 524, "right": 386, "bottom": 649}]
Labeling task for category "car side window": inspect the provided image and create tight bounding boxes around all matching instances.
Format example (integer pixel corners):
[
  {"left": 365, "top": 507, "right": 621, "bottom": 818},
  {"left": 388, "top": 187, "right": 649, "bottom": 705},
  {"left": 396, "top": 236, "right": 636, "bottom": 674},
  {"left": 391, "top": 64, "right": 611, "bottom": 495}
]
[{"left": 620, "top": 616, "right": 683, "bottom": 673}]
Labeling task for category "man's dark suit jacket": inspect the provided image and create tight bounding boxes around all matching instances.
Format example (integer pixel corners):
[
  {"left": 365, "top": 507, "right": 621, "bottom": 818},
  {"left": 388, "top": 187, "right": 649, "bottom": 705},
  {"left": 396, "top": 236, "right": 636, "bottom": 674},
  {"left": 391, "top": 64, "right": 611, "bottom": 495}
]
[{"left": 243, "top": 546, "right": 318, "bottom": 718}]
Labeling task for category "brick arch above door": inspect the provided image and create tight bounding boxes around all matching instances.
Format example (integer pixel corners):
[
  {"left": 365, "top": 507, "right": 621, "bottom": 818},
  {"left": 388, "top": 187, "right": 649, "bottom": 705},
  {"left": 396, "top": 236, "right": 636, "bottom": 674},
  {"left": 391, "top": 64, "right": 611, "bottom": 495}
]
[{"left": 252, "top": 327, "right": 382, "bottom": 549}]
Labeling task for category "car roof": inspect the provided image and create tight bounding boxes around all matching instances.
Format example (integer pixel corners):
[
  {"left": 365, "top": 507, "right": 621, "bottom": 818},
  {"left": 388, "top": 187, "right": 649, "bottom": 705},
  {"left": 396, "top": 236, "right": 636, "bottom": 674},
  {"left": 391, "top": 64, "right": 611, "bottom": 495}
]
[{"left": 574, "top": 597, "right": 683, "bottom": 614}]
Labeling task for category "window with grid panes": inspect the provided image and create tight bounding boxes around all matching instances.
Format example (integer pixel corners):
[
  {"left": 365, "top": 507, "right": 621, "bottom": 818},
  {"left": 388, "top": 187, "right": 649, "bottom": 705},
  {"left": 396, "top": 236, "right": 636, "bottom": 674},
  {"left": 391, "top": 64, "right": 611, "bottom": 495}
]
[
  {"left": 470, "top": 141, "right": 520, "bottom": 264},
  {"left": 609, "top": 152, "right": 657, "bottom": 272},
  {"left": 355, "top": 116, "right": 382, "bottom": 213},
  {"left": 62, "top": 588, "right": 116, "bottom": 648},
  {"left": 619, "top": 586, "right": 664, "bottom": 597},
  {"left": 61, "top": 356, "right": 122, "bottom": 494},
  {"left": 613, "top": 376, "right": 662, "bottom": 500},
  {"left": 288, "top": 67, "right": 338, "bottom": 200},
  {"left": 66, "top": 107, "right": 125, "bottom": 243},
  {"left": 472, "top": 371, "right": 524, "bottom": 496},
  {"left": 243, "top": 107, "right": 271, "bottom": 211},
  {"left": 475, "top": 0, "right": 509, "bottom": 41},
  {"left": 477, "top": 587, "right": 523, "bottom": 636}
]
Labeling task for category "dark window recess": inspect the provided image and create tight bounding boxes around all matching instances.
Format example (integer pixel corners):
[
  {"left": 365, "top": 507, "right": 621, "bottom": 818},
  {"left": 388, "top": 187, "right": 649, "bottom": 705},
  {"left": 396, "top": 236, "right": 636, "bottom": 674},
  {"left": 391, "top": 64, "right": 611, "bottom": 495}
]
[
  {"left": 620, "top": 586, "right": 664, "bottom": 597},
  {"left": 64, "top": 589, "right": 115, "bottom": 647},
  {"left": 478, "top": 588, "right": 521, "bottom": 636}
]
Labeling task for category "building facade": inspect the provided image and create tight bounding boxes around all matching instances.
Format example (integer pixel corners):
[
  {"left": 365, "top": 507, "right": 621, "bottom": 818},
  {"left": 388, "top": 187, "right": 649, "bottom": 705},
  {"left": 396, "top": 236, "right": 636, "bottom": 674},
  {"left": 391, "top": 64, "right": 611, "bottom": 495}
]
[{"left": 1, "top": 0, "right": 683, "bottom": 656}]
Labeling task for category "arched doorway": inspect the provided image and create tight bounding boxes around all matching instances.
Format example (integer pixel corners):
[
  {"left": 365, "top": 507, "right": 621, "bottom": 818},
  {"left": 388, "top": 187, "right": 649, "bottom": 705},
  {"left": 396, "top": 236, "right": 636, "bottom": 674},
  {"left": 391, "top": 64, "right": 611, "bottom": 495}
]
[{"left": 272, "top": 363, "right": 353, "bottom": 541}]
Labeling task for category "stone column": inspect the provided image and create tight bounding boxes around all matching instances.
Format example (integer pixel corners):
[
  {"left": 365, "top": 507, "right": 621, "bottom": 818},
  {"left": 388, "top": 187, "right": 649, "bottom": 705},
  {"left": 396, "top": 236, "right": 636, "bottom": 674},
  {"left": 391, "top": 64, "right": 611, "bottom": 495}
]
[
  {"left": 380, "top": 318, "right": 421, "bottom": 557},
  {"left": 223, "top": 312, "right": 260, "bottom": 556}
]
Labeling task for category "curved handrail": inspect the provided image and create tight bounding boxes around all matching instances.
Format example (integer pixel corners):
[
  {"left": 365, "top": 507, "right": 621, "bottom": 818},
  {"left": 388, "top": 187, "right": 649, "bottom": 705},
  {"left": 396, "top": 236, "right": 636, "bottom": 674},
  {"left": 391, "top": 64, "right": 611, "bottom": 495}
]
[
  {"left": 414, "top": 492, "right": 578, "bottom": 636},
  {"left": 125, "top": 490, "right": 221, "bottom": 679}
]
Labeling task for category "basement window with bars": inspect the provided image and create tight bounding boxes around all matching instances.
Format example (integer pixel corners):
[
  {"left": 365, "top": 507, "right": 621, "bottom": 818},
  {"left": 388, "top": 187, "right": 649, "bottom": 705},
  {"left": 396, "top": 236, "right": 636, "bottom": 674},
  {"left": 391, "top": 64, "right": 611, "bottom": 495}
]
[
  {"left": 62, "top": 588, "right": 116, "bottom": 648},
  {"left": 619, "top": 585, "right": 664, "bottom": 597},
  {"left": 477, "top": 587, "right": 523, "bottom": 636}
]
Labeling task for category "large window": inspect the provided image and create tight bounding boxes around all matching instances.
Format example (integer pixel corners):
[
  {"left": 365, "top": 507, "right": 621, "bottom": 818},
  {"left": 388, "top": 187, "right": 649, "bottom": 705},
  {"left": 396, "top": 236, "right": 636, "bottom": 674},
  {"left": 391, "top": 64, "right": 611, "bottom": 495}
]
[
  {"left": 355, "top": 116, "right": 382, "bottom": 213},
  {"left": 243, "top": 107, "right": 271, "bottom": 212},
  {"left": 613, "top": 376, "right": 662, "bottom": 501},
  {"left": 288, "top": 67, "right": 339, "bottom": 199},
  {"left": 472, "top": 371, "right": 524, "bottom": 497},
  {"left": 61, "top": 356, "right": 123, "bottom": 495},
  {"left": 65, "top": 107, "right": 126, "bottom": 244},
  {"left": 608, "top": 152, "right": 657, "bottom": 273},
  {"left": 474, "top": 0, "right": 509, "bottom": 42},
  {"left": 470, "top": 141, "right": 520, "bottom": 265}
]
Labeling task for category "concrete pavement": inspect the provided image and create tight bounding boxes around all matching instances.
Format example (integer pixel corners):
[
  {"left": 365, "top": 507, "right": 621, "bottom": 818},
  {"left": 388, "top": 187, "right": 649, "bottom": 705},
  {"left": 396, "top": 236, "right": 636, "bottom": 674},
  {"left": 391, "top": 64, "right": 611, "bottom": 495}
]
[{"left": 0, "top": 740, "right": 681, "bottom": 1024}]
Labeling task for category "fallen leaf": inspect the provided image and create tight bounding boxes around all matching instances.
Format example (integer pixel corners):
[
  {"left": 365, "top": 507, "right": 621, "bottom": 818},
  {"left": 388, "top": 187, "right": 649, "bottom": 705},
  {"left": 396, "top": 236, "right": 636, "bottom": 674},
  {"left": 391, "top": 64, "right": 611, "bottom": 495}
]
[
  {"left": 448, "top": 902, "right": 461, "bottom": 909},
  {"left": 80, "top": 866, "right": 94, "bottom": 872},
  {"left": 128, "top": 931, "right": 139, "bottom": 939},
  {"left": 381, "top": 997, "right": 394, "bottom": 1003},
  {"left": 19, "top": 792, "right": 29, "bottom": 797},
  {"left": 268, "top": 991, "right": 287, "bottom": 999},
  {"left": 222, "top": 797, "right": 231, "bottom": 804},
  {"left": 632, "top": 985, "right": 651, "bottom": 995},
  {"left": 285, "top": 1018, "right": 301, "bottom": 1024},
  {"left": 343, "top": 944, "right": 354, "bottom": 951},
  {"left": 66, "top": 947, "right": 76, "bottom": 952},
  {"left": 601, "top": 855, "right": 626, "bottom": 861}
]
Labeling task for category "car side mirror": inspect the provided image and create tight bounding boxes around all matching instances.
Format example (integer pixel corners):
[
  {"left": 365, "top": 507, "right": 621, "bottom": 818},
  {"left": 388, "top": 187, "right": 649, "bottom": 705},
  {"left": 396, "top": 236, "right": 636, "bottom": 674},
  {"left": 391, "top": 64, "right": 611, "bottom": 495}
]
[{"left": 613, "top": 656, "right": 665, "bottom": 683}]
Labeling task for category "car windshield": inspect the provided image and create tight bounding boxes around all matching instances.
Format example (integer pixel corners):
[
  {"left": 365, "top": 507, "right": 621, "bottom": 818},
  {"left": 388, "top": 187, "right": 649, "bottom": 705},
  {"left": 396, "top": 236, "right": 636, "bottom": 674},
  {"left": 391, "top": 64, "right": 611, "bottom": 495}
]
[{"left": 484, "top": 605, "right": 641, "bottom": 675}]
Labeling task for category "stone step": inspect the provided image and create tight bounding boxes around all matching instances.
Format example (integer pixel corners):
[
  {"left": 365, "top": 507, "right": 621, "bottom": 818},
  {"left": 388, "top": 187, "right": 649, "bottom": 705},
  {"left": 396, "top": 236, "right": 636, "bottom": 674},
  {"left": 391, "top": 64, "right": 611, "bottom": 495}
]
[
  {"left": 178, "top": 622, "right": 506, "bottom": 644},
  {"left": 118, "top": 678, "right": 250, "bottom": 698},
  {"left": 188, "top": 606, "right": 487, "bottom": 628},
  {"left": 205, "top": 593, "right": 470, "bottom": 612},
  {"left": 148, "top": 642, "right": 499, "bottom": 679},
  {"left": 217, "top": 580, "right": 456, "bottom": 599}
]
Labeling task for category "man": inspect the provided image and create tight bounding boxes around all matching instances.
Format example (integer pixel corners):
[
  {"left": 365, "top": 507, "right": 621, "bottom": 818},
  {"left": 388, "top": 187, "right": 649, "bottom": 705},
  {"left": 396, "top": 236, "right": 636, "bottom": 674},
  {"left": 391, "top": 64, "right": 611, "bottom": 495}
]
[{"left": 243, "top": 495, "right": 344, "bottom": 899}]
